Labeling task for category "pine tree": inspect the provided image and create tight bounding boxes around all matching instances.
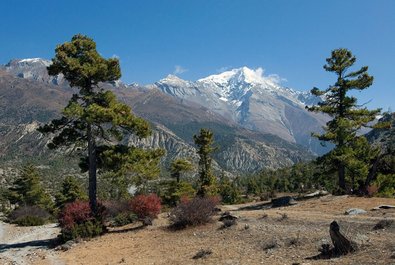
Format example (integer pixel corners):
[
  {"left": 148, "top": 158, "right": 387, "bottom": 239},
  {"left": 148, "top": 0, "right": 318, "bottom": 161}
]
[
  {"left": 307, "top": 48, "right": 381, "bottom": 192},
  {"left": 55, "top": 176, "right": 88, "bottom": 208},
  {"left": 193, "top": 128, "right": 218, "bottom": 196},
  {"left": 8, "top": 164, "right": 53, "bottom": 211},
  {"left": 38, "top": 34, "right": 151, "bottom": 213},
  {"left": 170, "top": 158, "right": 193, "bottom": 183}
]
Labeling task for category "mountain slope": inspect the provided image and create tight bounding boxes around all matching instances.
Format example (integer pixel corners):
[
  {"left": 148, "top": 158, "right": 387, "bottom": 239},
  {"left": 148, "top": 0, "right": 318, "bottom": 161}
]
[
  {"left": 0, "top": 61, "right": 314, "bottom": 178},
  {"left": 155, "top": 67, "right": 329, "bottom": 154}
]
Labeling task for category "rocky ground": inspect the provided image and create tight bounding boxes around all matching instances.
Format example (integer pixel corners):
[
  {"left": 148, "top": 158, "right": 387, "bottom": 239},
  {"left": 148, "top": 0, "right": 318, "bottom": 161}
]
[
  {"left": 1, "top": 195, "right": 395, "bottom": 265},
  {"left": 0, "top": 221, "right": 61, "bottom": 265}
]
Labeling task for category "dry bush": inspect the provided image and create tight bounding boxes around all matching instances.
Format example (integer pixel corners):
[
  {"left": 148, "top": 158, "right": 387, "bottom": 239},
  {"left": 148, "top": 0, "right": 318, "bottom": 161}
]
[
  {"left": 169, "top": 196, "right": 219, "bottom": 229},
  {"left": 278, "top": 212, "right": 288, "bottom": 221},
  {"left": 373, "top": 219, "right": 394, "bottom": 230},
  {"left": 103, "top": 200, "right": 130, "bottom": 218},
  {"left": 8, "top": 206, "right": 51, "bottom": 226},
  {"left": 192, "top": 249, "right": 212, "bottom": 259},
  {"left": 103, "top": 200, "right": 137, "bottom": 227}
]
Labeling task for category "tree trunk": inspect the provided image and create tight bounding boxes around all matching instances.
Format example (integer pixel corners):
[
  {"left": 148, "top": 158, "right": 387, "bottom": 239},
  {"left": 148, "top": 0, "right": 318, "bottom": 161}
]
[
  {"left": 329, "top": 221, "right": 354, "bottom": 254},
  {"left": 338, "top": 165, "right": 346, "bottom": 193},
  {"left": 364, "top": 154, "right": 381, "bottom": 193},
  {"left": 176, "top": 172, "right": 180, "bottom": 183},
  {"left": 87, "top": 124, "right": 97, "bottom": 214}
]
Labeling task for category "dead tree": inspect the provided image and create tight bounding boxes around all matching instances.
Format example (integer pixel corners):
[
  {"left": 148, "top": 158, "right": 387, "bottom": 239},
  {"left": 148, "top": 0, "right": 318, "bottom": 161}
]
[{"left": 329, "top": 221, "right": 355, "bottom": 254}]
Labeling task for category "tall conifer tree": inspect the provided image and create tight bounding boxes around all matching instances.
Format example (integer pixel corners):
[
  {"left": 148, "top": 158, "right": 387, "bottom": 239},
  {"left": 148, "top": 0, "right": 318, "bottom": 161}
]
[
  {"left": 38, "top": 34, "right": 151, "bottom": 212},
  {"left": 308, "top": 48, "right": 381, "bottom": 192},
  {"left": 193, "top": 128, "right": 218, "bottom": 196}
]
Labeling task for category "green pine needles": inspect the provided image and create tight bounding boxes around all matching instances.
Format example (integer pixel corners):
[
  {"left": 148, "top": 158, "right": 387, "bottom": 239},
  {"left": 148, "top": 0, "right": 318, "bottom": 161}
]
[
  {"left": 308, "top": 48, "right": 382, "bottom": 193},
  {"left": 38, "top": 34, "right": 160, "bottom": 213}
]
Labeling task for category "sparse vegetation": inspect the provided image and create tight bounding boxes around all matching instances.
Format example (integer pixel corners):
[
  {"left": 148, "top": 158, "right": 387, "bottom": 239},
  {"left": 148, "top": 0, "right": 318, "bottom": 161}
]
[
  {"left": 169, "top": 196, "right": 219, "bottom": 229},
  {"left": 373, "top": 219, "right": 394, "bottom": 230},
  {"left": 8, "top": 206, "right": 51, "bottom": 226}
]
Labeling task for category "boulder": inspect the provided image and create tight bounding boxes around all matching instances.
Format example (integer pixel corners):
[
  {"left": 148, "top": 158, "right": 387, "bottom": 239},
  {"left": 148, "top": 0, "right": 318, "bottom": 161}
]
[{"left": 344, "top": 208, "right": 367, "bottom": 215}]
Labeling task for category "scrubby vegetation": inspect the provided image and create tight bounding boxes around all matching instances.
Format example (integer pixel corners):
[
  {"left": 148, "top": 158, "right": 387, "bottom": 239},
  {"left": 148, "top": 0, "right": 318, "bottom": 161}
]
[
  {"left": 8, "top": 206, "right": 51, "bottom": 226},
  {"left": 58, "top": 201, "right": 106, "bottom": 241},
  {"left": 169, "top": 196, "right": 219, "bottom": 229}
]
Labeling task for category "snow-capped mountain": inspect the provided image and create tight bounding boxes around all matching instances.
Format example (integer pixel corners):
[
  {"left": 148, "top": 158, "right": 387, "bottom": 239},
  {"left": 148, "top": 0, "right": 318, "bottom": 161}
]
[
  {"left": 1, "top": 58, "right": 128, "bottom": 88},
  {"left": 156, "top": 67, "right": 328, "bottom": 154},
  {"left": 1, "top": 58, "right": 67, "bottom": 86},
  {"left": 1, "top": 58, "right": 328, "bottom": 155}
]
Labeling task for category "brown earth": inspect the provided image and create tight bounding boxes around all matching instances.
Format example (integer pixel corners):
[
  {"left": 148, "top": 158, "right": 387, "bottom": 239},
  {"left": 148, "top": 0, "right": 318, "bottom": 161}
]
[{"left": 34, "top": 195, "right": 395, "bottom": 265}]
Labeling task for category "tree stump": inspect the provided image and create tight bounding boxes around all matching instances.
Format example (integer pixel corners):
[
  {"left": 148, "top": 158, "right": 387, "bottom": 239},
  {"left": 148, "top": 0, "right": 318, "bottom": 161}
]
[{"left": 329, "top": 221, "right": 354, "bottom": 254}]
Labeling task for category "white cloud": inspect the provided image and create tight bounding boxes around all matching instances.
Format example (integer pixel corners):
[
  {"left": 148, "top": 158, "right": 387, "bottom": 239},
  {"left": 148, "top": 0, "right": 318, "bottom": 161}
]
[
  {"left": 267, "top": 74, "right": 287, "bottom": 84},
  {"left": 111, "top": 54, "right": 120, "bottom": 59},
  {"left": 173, "top": 65, "right": 188, "bottom": 75},
  {"left": 216, "top": 66, "right": 232, "bottom": 73}
]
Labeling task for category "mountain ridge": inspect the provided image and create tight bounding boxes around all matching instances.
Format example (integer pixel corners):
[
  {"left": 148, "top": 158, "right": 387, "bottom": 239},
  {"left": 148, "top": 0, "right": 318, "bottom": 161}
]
[{"left": 0, "top": 60, "right": 315, "bottom": 179}]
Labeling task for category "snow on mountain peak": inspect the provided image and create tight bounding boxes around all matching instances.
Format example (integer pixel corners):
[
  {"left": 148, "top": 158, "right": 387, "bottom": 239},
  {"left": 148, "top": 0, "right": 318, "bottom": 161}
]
[
  {"left": 16, "top": 58, "right": 51, "bottom": 67},
  {"left": 198, "top": 66, "right": 279, "bottom": 87},
  {"left": 158, "top": 74, "right": 191, "bottom": 87}
]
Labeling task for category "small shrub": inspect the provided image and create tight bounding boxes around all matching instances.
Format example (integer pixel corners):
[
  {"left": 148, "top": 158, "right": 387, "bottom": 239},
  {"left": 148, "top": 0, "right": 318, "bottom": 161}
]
[
  {"left": 192, "top": 249, "right": 212, "bottom": 259},
  {"left": 169, "top": 196, "right": 219, "bottom": 229},
  {"left": 112, "top": 212, "right": 138, "bottom": 227},
  {"left": 103, "top": 200, "right": 130, "bottom": 218},
  {"left": 375, "top": 174, "right": 395, "bottom": 198},
  {"left": 8, "top": 206, "right": 51, "bottom": 226},
  {"left": 259, "top": 213, "right": 268, "bottom": 220},
  {"left": 129, "top": 194, "right": 161, "bottom": 219},
  {"left": 278, "top": 212, "right": 288, "bottom": 221},
  {"left": 58, "top": 201, "right": 106, "bottom": 242},
  {"left": 262, "top": 240, "right": 278, "bottom": 251},
  {"left": 260, "top": 190, "right": 277, "bottom": 201},
  {"left": 14, "top": 215, "right": 46, "bottom": 226},
  {"left": 163, "top": 181, "right": 196, "bottom": 206},
  {"left": 373, "top": 219, "right": 394, "bottom": 230},
  {"left": 286, "top": 232, "right": 301, "bottom": 247},
  {"left": 221, "top": 219, "right": 237, "bottom": 228}
]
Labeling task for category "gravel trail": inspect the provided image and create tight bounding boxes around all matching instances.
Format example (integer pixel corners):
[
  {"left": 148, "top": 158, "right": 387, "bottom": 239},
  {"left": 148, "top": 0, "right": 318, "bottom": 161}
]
[{"left": 0, "top": 221, "right": 62, "bottom": 265}]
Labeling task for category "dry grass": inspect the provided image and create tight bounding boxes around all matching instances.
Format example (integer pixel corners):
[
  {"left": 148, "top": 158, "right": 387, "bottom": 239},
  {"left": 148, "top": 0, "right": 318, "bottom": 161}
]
[{"left": 49, "top": 195, "right": 395, "bottom": 265}]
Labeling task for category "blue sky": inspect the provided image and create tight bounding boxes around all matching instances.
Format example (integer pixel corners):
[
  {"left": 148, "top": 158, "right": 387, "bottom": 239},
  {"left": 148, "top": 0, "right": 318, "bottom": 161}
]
[{"left": 1, "top": 0, "right": 394, "bottom": 110}]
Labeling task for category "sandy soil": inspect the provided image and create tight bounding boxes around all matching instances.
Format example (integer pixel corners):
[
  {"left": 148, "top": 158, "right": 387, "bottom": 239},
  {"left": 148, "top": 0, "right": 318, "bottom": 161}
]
[
  {"left": 0, "top": 221, "right": 61, "bottom": 265},
  {"left": 50, "top": 196, "right": 395, "bottom": 265}
]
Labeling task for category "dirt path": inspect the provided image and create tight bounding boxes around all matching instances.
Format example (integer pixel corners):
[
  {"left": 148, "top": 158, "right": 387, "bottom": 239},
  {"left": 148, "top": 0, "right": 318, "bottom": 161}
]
[{"left": 0, "top": 221, "right": 62, "bottom": 265}]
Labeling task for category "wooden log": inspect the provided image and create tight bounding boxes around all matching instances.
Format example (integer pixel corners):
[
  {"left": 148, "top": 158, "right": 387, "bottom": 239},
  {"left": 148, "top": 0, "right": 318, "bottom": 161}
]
[{"left": 329, "top": 221, "right": 354, "bottom": 255}]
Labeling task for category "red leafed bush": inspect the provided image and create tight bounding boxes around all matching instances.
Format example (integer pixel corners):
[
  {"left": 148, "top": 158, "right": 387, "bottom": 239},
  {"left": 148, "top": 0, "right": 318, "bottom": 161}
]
[
  {"left": 58, "top": 200, "right": 93, "bottom": 229},
  {"left": 169, "top": 196, "right": 219, "bottom": 229},
  {"left": 58, "top": 201, "right": 106, "bottom": 241},
  {"left": 129, "top": 194, "right": 161, "bottom": 219}
]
